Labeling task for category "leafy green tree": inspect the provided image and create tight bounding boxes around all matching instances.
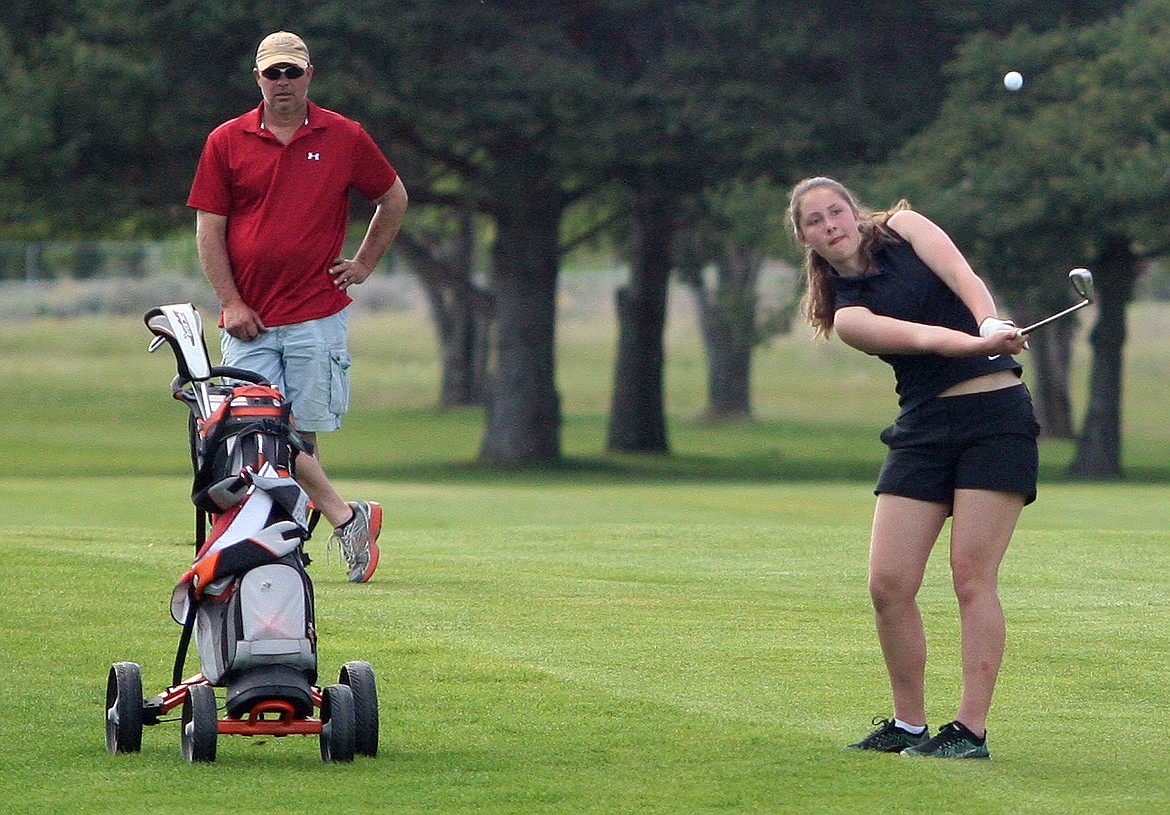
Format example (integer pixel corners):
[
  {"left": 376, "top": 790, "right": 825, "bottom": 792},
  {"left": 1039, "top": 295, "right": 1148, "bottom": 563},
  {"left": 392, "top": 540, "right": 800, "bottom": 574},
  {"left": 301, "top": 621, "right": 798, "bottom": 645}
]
[
  {"left": 0, "top": 0, "right": 338, "bottom": 238},
  {"left": 0, "top": 0, "right": 1130, "bottom": 467},
  {"left": 312, "top": 0, "right": 615, "bottom": 463},
  {"left": 592, "top": 0, "right": 1123, "bottom": 450},
  {"left": 1, "top": 7, "right": 165, "bottom": 236},
  {"left": 589, "top": 2, "right": 808, "bottom": 451},
  {"left": 882, "top": 0, "right": 1170, "bottom": 476},
  {"left": 0, "top": 27, "right": 52, "bottom": 239}
]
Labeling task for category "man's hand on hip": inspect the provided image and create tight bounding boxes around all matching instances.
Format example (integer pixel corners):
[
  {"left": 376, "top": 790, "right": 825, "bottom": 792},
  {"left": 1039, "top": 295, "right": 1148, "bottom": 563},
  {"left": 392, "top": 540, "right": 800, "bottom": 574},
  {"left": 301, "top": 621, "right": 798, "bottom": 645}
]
[{"left": 329, "top": 257, "right": 373, "bottom": 291}]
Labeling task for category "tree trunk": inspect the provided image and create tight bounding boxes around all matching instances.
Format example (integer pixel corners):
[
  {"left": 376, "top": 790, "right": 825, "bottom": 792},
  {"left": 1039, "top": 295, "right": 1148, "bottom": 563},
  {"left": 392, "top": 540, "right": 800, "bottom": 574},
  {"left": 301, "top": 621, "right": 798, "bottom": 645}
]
[
  {"left": 423, "top": 282, "right": 493, "bottom": 407},
  {"left": 1068, "top": 236, "right": 1139, "bottom": 478},
  {"left": 706, "top": 337, "right": 752, "bottom": 419},
  {"left": 479, "top": 203, "right": 563, "bottom": 464},
  {"left": 398, "top": 217, "right": 493, "bottom": 407},
  {"left": 607, "top": 190, "right": 674, "bottom": 453},
  {"left": 1026, "top": 322, "right": 1075, "bottom": 439},
  {"left": 691, "top": 249, "right": 760, "bottom": 420}
]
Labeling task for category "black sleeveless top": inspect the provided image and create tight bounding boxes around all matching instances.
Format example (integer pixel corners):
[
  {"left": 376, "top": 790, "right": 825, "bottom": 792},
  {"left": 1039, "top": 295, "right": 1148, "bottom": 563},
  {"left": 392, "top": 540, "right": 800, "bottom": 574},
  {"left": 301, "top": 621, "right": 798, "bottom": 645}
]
[{"left": 831, "top": 235, "right": 1021, "bottom": 417}]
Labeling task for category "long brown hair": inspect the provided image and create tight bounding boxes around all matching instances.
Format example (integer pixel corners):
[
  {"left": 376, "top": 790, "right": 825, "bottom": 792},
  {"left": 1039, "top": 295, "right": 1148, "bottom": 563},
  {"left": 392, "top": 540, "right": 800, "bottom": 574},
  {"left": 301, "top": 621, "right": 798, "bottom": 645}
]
[{"left": 786, "top": 177, "right": 908, "bottom": 339}]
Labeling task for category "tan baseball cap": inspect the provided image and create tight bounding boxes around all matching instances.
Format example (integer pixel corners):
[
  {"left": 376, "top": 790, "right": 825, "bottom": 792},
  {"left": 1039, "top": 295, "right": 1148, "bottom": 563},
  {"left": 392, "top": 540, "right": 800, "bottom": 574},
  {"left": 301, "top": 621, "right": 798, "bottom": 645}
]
[{"left": 255, "top": 31, "right": 310, "bottom": 71}]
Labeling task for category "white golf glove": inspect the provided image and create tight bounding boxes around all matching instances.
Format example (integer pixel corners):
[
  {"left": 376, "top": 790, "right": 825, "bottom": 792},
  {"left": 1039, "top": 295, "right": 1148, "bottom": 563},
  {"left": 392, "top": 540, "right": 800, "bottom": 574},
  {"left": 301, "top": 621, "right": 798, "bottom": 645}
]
[{"left": 979, "top": 316, "right": 1017, "bottom": 337}]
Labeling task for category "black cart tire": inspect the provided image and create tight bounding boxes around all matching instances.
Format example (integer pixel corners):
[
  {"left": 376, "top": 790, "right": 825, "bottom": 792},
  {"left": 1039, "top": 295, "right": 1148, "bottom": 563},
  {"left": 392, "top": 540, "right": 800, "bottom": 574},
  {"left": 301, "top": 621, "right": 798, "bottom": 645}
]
[
  {"left": 106, "top": 662, "right": 144, "bottom": 754},
  {"left": 181, "top": 683, "right": 218, "bottom": 763},
  {"left": 320, "top": 684, "right": 356, "bottom": 763},
  {"left": 339, "top": 661, "right": 379, "bottom": 757}
]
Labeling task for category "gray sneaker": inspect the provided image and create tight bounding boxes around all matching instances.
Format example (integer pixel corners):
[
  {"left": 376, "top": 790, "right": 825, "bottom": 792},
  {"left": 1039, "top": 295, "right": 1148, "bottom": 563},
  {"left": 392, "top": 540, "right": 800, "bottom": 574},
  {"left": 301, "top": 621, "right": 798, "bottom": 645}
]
[{"left": 331, "top": 501, "right": 382, "bottom": 583}]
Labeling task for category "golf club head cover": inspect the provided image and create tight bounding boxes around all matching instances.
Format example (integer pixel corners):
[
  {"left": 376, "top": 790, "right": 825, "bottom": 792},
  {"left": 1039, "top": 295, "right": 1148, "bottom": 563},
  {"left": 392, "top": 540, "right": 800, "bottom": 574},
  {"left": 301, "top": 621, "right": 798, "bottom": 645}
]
[{"left": 144, "top": 303, "right": 212, "bottom": 382}]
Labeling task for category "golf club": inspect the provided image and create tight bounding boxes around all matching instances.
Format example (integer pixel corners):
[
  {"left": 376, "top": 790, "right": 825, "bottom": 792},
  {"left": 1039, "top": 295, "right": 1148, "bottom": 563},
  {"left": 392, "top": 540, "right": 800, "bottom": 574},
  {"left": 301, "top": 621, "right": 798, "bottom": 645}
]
[
  {"left": 146, "top": 303, "right": 215, "bottom": 418},
  {"left": 1017, "top": 268, "right": 1094, "bottom": 335}
]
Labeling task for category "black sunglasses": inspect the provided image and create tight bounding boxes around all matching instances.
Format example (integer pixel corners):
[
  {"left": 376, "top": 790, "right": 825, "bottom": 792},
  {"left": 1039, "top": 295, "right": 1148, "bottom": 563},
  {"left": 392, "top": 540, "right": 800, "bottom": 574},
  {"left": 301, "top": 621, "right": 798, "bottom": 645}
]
[{"left": 260, "top": 65, "right": 306, "bottom": 80}]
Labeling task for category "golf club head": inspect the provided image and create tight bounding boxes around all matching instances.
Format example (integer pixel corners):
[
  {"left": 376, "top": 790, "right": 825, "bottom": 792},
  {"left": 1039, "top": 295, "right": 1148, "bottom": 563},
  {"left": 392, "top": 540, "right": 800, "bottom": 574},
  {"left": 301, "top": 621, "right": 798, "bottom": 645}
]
[
  {"left": 1069, "top": 268, "right": 1093, "bottom": 302},
  {"left": 1017, "top": 268, "right": 1095, "bottom": 335}
]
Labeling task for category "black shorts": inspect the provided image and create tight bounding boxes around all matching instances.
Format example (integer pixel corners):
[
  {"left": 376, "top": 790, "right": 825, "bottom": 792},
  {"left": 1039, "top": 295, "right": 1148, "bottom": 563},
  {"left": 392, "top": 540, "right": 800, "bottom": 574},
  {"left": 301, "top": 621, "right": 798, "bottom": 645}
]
[{"left": 875, "top": 384, "right": 1040, "bottom": 507}]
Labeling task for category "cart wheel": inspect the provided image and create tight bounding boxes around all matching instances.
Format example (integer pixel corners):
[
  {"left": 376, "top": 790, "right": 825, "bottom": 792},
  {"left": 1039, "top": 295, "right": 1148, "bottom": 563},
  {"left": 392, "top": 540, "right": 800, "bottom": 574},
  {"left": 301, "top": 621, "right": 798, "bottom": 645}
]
[
  {"left": 106, "top": 662, "right": 144, "bottom": 754},
  {"left": 181, "top": 683, "right": 218, "bottom": 763},
  {"left": 320, "top": 684, "right": 356, "bottom": 763},
  {"left": 339, "top": 661, "right": 379, "bottom": 757}
]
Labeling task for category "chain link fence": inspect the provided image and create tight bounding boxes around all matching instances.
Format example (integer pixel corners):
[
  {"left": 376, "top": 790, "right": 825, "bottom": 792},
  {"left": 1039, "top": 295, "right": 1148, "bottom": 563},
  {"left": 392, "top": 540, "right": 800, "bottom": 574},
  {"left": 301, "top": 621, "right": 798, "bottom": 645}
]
[
  {"left": 0, "top": 239, "right": 421, "bottom": 319},
  {"left": 0, "top": 240, "right": 201, "bottom": 282}
]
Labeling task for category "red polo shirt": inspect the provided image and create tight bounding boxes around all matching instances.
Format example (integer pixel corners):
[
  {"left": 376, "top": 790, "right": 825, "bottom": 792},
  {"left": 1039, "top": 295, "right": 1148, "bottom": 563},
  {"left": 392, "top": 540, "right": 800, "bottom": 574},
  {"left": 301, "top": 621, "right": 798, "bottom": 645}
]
[{"left": 187, "top": 101, "right": 398, "bottom": 327}]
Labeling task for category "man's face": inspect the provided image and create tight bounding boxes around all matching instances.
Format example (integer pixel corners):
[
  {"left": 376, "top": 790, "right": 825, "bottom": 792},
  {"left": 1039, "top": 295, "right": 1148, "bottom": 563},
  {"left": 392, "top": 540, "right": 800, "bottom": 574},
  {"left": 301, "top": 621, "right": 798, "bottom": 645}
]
[{"left": 254, "top": 63, "right": 313, "bottom": 114}]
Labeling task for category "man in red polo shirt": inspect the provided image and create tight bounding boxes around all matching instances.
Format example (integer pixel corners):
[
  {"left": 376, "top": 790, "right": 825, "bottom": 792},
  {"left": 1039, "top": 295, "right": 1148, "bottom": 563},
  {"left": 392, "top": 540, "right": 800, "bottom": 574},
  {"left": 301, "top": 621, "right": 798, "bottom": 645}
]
[{"left": 187, "top": 31, "right": 408, "bottom": 583}]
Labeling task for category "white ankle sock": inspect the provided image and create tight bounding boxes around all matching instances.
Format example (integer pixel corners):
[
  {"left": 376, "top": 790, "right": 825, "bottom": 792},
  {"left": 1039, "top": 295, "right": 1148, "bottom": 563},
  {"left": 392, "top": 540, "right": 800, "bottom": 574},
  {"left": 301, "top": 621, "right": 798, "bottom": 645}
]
[{"left": 894, "top": 718, "right": 926, "bottom": 734}]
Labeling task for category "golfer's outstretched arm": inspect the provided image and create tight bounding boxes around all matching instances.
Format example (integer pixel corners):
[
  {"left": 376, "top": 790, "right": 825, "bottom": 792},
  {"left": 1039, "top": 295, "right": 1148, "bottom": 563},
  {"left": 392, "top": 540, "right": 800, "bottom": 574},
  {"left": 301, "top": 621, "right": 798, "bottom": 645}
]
[{"left": 835, "top": 306, "right": 1027, "bottom": 358}]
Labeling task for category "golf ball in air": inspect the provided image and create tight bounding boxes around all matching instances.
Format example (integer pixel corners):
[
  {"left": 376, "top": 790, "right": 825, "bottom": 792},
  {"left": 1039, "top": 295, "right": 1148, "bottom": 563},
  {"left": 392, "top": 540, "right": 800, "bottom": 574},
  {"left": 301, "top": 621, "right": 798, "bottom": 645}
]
[{"left": 1003, "top": 71, "right": 1024, "bottom": 91}]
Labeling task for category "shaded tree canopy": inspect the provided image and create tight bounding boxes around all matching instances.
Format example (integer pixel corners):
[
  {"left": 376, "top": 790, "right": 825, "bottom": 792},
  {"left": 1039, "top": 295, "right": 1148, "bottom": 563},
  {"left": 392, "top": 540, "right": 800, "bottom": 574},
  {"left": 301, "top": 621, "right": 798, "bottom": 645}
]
[
  {"left": 1, "top": 0, "right": 1123, "bottom": 238},
  {"left": 875, "top": 0, "right": 1170, "bottom": 475},
  {"left": 0, "top": 0, "right": 1142, "bottom": 469}
]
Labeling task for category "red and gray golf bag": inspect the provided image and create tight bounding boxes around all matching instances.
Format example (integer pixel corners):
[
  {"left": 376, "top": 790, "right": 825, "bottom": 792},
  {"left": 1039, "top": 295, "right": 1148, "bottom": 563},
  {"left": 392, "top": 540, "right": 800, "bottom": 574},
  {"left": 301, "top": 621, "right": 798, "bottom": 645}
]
[{"left": 147, "top": 303, "right": 320, "bottom": 717}]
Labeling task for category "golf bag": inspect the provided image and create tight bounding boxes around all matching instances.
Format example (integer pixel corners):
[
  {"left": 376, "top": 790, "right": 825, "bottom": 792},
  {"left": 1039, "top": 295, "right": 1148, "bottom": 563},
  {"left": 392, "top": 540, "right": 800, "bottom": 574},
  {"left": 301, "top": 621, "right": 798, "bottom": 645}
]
[
  {"left": 148, "top": 304, "right": 319, "bottom": 718},
  {"left": 186, "top": 381, "right": 309, "bottom": 513},
  {"left": 104, "top": 303, "right": 379, "bottom": 764},
  {"left": 172, "top": 458, "right": 319, "bottom": 717}
]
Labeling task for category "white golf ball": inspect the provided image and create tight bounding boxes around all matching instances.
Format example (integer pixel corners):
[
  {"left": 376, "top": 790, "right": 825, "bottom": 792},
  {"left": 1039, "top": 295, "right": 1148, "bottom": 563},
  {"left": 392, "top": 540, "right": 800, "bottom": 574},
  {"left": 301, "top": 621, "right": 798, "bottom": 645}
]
[{"left": 1003, "top": 71, "right": 1024, "bottom": 91}]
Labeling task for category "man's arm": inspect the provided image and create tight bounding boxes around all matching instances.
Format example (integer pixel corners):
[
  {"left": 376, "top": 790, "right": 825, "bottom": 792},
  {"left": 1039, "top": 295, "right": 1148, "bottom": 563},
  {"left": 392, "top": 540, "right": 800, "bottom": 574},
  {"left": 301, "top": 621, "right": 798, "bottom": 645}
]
[
  {"left": 329, "top": 176, "right": 409, "bottom": 291},
  {"left": 194, "top": 209, "right": 266, "bottom": 340}
]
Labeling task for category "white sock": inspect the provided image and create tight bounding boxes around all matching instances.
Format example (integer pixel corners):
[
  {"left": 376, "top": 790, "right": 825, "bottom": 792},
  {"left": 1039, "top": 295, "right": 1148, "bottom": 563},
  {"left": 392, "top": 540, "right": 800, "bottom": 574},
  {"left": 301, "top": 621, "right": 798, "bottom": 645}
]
[{"left": 894, "top": 718, "right": 926, "bottom": 735}]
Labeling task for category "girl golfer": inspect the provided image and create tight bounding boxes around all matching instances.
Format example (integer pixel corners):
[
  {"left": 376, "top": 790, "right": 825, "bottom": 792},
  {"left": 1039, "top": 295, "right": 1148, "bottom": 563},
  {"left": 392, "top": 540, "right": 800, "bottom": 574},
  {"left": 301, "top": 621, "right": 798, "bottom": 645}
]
[{"left": 787, "top": 177, "right": 1038, "bottom": 759}]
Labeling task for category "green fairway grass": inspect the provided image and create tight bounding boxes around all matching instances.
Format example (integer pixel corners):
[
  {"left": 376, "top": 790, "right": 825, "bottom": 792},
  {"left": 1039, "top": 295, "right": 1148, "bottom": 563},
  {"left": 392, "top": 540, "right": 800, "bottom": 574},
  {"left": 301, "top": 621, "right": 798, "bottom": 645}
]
[{"left": 1, "top": 301, "right": 1168, "bottom": 813}]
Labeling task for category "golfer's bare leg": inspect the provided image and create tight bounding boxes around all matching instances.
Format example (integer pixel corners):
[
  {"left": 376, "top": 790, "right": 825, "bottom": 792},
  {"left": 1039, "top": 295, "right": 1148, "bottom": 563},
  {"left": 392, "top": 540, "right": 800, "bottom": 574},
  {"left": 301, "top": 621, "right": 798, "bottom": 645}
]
[
  {"left": 295, "top": 432, "right": 352, "bottom": 528},
  {"left": 949, "top": 488, "right": 1024, "bottom": 737},
  {"left": 869, "top": 494, "right": 949, "bottom": 727}
]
